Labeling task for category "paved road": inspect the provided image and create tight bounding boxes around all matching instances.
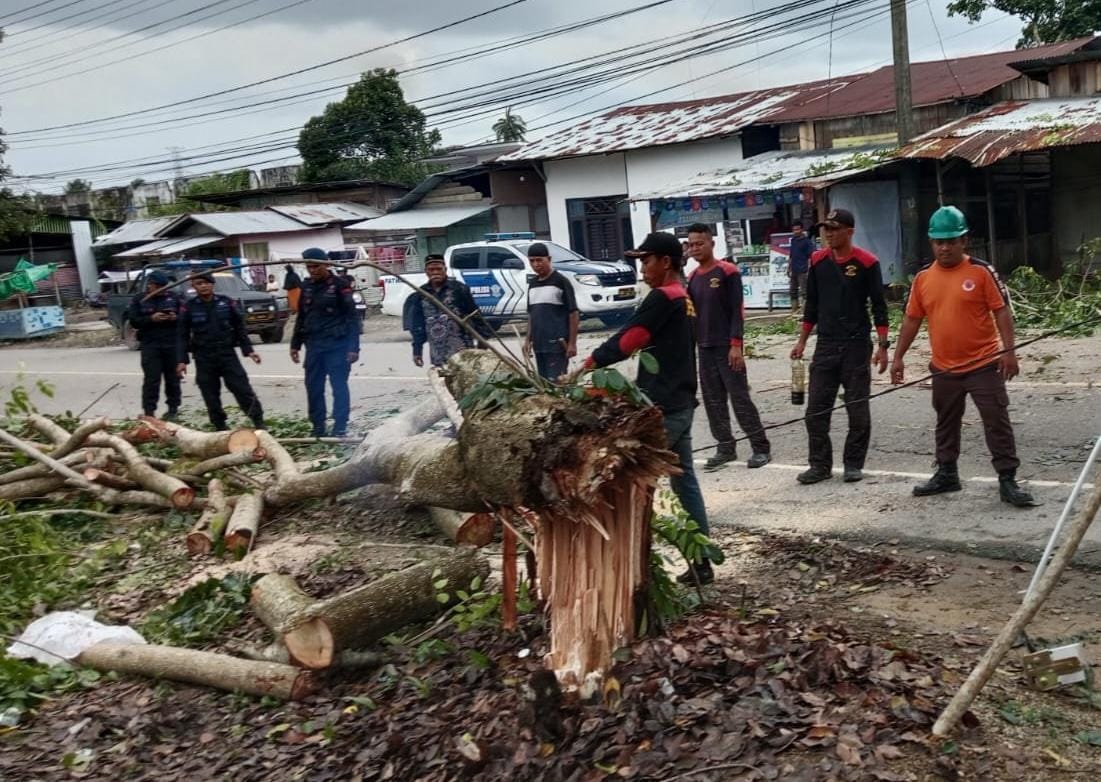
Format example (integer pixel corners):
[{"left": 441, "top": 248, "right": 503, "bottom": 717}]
[{"left": 4, "top": 318, "right": 1100, "bottom": 564}]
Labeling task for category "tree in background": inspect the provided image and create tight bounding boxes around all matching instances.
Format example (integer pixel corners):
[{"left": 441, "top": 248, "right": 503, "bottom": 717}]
[
  {"left": 297, "top": 68, "right": 441, "bottom": 184},
  {"left": 147, "top": 170, "right": 253, "bottom": 216},
  {"left": 948, "top": 0, "right": 1101, "bottom": 46},
  {"left": 0, "top": 96, "right": 33, "bottom": 242},
  {"left": 65, "top": 179, "right": 93, "bottom": 195},
  {"left": 492, "top": 108, "right": 527, "bottom": 142}
]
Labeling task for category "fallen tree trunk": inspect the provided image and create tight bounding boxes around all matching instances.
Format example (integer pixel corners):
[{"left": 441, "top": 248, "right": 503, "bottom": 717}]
[
  {"left": 224, "top": 492, "right": 264, "bottom": 554},
  {"left": 0, "top": 450, "right": 98, "bottom": 486},
  {"left": 428, "top": 507, "right": 495, "bottom": 548},
  {"left": 276, "top": 551, "right": 490, "bottom": 669},
  {"left": 255, "top": 431, "right": 298, "bottom": 481},
  {"left": 186, "top": 479, "right": 229, "bottom": 555},
  {"left": 173, "top": 450, "right": 264, "bottom": 480},
  {"left": 77, "top": 642, "right": 316, "bottom": 700},
  {"left": 82, "top": 467, "right": 139, "bottom": 491},
  {"left": 234, "top": 642, "right": 382, "bottom": 668},
  {"left": 87, "top": 433, "right": 195, "bottom": 509},
  {"left": 0, "top": 475, "right": 67, "bottom": 501},
  {"left": 52, "top": 417, "right": 112, "bottom": 459}
]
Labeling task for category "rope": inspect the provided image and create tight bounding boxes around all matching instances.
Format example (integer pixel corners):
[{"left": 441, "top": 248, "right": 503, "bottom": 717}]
[{"left": 693, "top": 312, "right": 1101, "bottom": 454}]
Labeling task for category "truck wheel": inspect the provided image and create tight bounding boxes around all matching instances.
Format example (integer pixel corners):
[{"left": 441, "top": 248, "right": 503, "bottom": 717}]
[
  {"left": 599, "top": 312, "right": 631, "bottom": 328},
  {"left": 121, "top": 320, "right": 140, "bottom": 351},
  {"left": 260, "top": 325, "right": 285, "bottom": 344}
]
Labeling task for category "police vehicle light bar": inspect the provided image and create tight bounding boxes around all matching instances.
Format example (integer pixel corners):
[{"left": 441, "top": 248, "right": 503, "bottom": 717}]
[{"left": 483, "top": 232, "right": 535, "bottom": 241}]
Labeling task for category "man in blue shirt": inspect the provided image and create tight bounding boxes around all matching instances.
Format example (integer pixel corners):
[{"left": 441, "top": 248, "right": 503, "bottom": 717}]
[
  {"left": 290, "top": 248, "right": 360, "bottom": 437},
  {"left": 788, "top": 221, "right": 816, "bottom": 310}
]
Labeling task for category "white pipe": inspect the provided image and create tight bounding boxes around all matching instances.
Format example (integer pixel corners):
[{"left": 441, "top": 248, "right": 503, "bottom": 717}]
[{"left": 1025, "top": 433, "right": 1101, "bottom": 600}]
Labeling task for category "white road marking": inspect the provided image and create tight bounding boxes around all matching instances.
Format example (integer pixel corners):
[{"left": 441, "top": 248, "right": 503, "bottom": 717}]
[
  {"left": 693, "top": 459, "right": 1090, "bottom": 489},
  {"left": 0, "top": 369, "right": 427, "bottom": 382}
]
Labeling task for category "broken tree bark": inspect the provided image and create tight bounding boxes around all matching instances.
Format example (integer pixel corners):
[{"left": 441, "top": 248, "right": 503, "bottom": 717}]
[
  {"left": 501, "top": 518, "right": 518, "bottom": 632},
  {"left": 276, "top": 551, "right": 490, "bottom": 669},
  {"left": 932, "top": 470, "right": 1101, "bottom": 736},
  {"left": 77, "top": 642, "right": 316, "bottom": 700},
  {"left": 428, "top": 507, "right": 495, "bottom": 548},
  {"left": 186, "top": 479, "right": 229, "bottom": 555},
  {"left": 224, "top": 492, "right": 264, "bottom": 554}
]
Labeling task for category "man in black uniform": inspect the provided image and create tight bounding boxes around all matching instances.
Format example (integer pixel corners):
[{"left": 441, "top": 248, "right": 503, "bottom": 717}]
[
  {"left": 790, "top": 209, "right": 889, "bottom": 484},
  {"left": 571, "top": 233, "right": 714, "bottom": 585},
  {"left": 405, "top": 255, "right": 491, "bottom": 369},
  {"left": 290, "top": 247, "right": 360, "bottom": 437},
  {"left": 176, "top": 272, "right": 265, "bottom": 431},
  {"left": 129, "top": 269, "right": 182, "bottom": 420}
]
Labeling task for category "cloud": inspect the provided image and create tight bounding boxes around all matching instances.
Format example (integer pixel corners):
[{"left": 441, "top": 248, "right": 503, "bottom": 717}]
[{"left": 0, "top": 0, "right": 1025, "bottom": 192}]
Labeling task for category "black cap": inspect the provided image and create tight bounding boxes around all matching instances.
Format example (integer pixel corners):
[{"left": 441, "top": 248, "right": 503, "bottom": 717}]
[
  {"left": 147, "top": 270, "right": 169, "bottom": 286},
  {"left": 526, "top": 242, "right": 549, "bottom": 257},
  {"left": 625, "top": 232, "right": 684, "bottom": 264},
  {"left": 424, "top": 253, "right": 446, "bottom": 265},
  {"left": 302, "top": 247, "right": 329, "bottom": 262},
  {"left": 194, "top": 271, "right": 215, "bottom": 283},
  {"left": 813, "top": 208, "right": 855, "bottom": 230}
]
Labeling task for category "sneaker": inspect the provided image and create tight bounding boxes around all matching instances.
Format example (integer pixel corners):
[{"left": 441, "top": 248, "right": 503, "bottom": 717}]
[
  {"left": 913, "top": 462, "right": 962, "bottom": 496},
  {"left": 704, "top": 450, "right": 737, "bottom": 471},
  {"left": 747, "top": 452, "right": 771, "bottom": 469},
  {"left": 999, "top": 472, "right": 1038, "bottom": 507},
  {"left": 676, "top": 561, "right": 715, "bottom": 586},
  {"left": 330, "top": 429, "right": 348, "bottom": 438},
  {"left": 843, "top": 467, "right": 864, "bottom": 483},
  {"left": 311, "top": 429, "right": 326, "bottom": 439},
  {"left": 797, "top": 466, "right": 832, "bottom": 485}
]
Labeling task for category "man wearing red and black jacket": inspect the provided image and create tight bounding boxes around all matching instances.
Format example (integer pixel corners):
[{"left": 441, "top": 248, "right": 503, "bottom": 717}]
[
  {"left": 573, "top": 232, "right": 714, "bottom": 585},
  {"left": 790, "top": 209, "right": 889, "bottom": 484},
  {"left": 685, "top": 222, "right": 770, "bottom": 471}
]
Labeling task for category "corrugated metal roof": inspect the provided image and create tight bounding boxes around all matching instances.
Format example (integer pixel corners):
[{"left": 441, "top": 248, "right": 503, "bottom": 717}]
[
  {"left": 267, "top": 202, "right": 383, "bottom": 225},
  {"left": 114, "top": 235, "right": 223, "bottom": 258},
  {"left": 158, "top": 210, "right": 310, "bottom": 237},
  {"left": 94, "top": 217, "right": 176, "bottom": 246},
  {"left": 898, "top": 97, "right": 1101, "bottom": 167},
  {"left": 631, "top": 147, "right": 895, "bottom": 200},
  {"left": 502, "top": 38, "right": 1097, "bottom": 161},
  {"left": 346, "top": 203, "right": 494, "bottom": 232},
  {"left": 500, "top": 80, "right": 855, "bottom": 161}
]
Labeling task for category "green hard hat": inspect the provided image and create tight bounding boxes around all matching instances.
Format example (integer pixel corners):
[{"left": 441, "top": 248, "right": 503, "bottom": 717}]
[{"left": 928, "top": 206, "right": 969, "bottom": 239}]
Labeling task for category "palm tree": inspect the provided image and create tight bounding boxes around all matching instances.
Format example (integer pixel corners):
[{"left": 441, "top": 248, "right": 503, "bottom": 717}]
[{"left": 492, "top": 108, "right": 527, "bottom": 142}]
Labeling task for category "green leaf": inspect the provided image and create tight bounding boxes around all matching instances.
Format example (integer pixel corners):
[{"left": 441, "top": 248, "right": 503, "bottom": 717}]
[
  {"left": 605, "top": 370, "right": 627, "bottom": 392},
  {"left": 432, "top": 579, "right": 448, "bottom": 590},
  {"left": 435, "top": 592, "right": 450, "bottom": 603},
  {"left": 638, "top": 350, "right": 659, "bottom": 374}
]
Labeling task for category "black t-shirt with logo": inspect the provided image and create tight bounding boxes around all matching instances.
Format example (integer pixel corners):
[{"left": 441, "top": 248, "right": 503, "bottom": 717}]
[{"left": 527, "top": 271, "right": 578, "bottom": 353}]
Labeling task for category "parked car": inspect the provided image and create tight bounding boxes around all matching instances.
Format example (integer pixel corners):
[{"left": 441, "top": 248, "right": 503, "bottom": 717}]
[
  {"left": 379, "top": 234, "right": 638, "bottom": 328},
  {"left": 107, "top": 260, "right": 290, "bottom": 350}
]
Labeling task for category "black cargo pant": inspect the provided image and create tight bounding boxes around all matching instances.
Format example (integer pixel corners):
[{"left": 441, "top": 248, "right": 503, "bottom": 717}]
[
  {"left": 698, "top": 346, "right": 770, "bottom": 456},
  {"left": 140, "top": 343, "right": 181, "bottom": 416},
  {"left": 805, "top": 340, "right": 872, "bottom": 471},
  {"left": 194, "top": 349, "right": 264, "bottom": 431},
  {"left": 931, "top": 362, "right": 1019, "bottom": 473}
]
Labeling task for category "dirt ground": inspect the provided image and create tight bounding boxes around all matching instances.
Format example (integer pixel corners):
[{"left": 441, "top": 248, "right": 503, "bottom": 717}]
[{"left": 2, "top": 494, "right": 1100, "bottom": 781}]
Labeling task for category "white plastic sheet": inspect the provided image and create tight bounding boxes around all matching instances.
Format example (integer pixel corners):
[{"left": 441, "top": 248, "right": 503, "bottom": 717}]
[{"left": 6, "top": 611, "right": 146, "bottom": 667}]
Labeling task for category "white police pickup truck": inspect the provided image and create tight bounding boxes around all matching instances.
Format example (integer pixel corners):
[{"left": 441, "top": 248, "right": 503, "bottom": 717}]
[{"left": 380, "top": 234, "right": 638, "bottom": 328}]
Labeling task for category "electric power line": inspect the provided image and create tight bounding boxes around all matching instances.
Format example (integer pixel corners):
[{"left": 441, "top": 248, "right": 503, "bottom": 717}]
[
  {"left": 0, "top": 0, "right": 89, "bottom": 28},
  {"left": 0, "top": 0, "right": 174, "bottom": 61}
]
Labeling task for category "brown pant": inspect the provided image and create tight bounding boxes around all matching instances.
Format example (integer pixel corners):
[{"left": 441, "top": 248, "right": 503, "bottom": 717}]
[{"left": 931, "top": 362, "right": 1019, "bottom": 473}]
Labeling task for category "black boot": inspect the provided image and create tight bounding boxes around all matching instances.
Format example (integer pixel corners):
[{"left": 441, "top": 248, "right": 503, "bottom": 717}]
[
  {"left": 705, "top": 449, "right": 737, "bottom": 471},
  {"left": 999, "top": 471, "right": 1037, "bottom": 507},
  {"left": 163, "top": 408, "right": 179, "bottom": 422},
  {"left": 913, "top": 462, "right": 962, "bottom": 496},
  {"left": 676, "top": 560, "right": 714, "bottom": 586}
]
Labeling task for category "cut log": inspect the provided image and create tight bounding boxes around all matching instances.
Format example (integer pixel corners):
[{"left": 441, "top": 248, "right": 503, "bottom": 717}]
[
  {"left": 77, "top": 642, "right": 316, "bottom": 700},
  {"left": 281, "top": 550, "right": 490, "bottom": 669},
  {"left": 52, "top": 417, "right": 112, "bottom": 459},
  {"left": 186, "top": 479, "right": 229, "bottom": 556},
  {"left": 0, "top": 449, "right": 97, "bottom": 486},
  {"left": 250, "top": 573, "right": 319, "bottom": 634},
  {"left": 126, "top": 418, "right": 259, "bottom": 458},
  {"left": 224, "top": 492, "right": 264, "bottom": 554},
  {"left": 428, "top": 507, "right": 495, "bottom": 547}
]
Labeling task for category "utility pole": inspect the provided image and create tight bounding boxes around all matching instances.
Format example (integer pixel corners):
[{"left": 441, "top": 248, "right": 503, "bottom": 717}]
[
  {"left": 890, "top": 0, "right": 921, "bottom": 273},
  {"left": 167, "top": 146, "right": 185, "bottom": 180},
  {"left": 890, "top": 0, "right": 915, "bottom": 144}
]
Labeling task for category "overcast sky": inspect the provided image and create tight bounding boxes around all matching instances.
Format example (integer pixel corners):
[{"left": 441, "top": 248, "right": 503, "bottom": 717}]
[{"left": 0, "top": 0, "right": 1024, "bottom": 194}]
